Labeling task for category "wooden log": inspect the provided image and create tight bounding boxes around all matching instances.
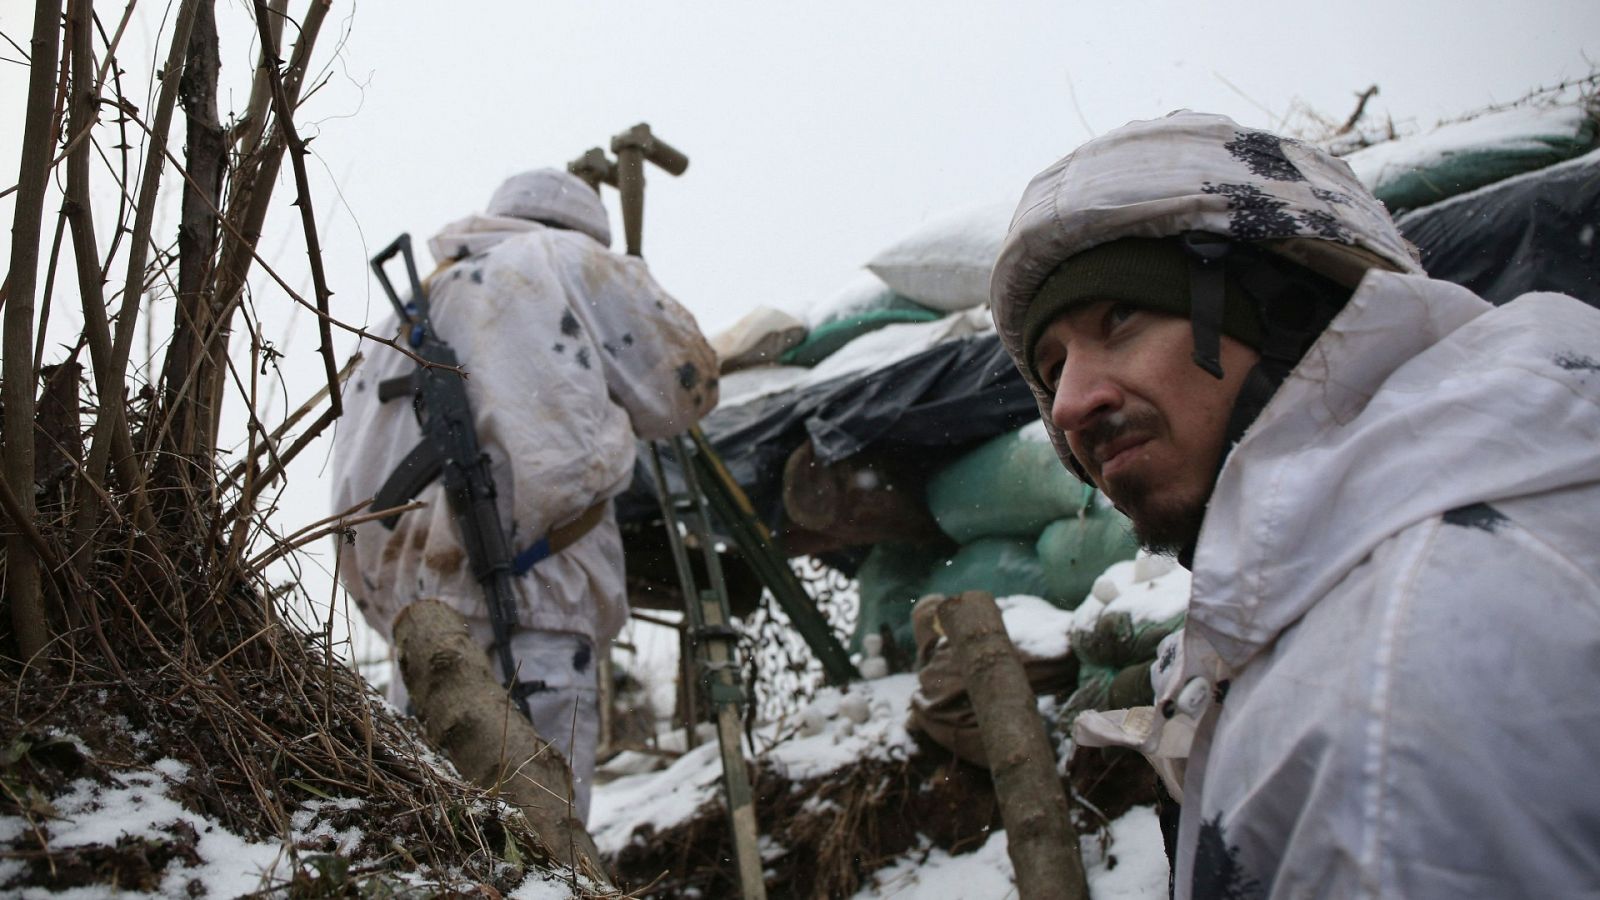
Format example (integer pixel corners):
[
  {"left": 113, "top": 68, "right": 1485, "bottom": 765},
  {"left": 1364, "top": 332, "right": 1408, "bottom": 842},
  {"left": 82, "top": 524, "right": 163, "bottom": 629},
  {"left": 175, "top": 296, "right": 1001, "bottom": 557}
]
[
  {"left": 393, "top": 599, "right": 607, "bottom": 881},
  {"left": 937, "top": 590, "right": 1087, "bottom": 900}
]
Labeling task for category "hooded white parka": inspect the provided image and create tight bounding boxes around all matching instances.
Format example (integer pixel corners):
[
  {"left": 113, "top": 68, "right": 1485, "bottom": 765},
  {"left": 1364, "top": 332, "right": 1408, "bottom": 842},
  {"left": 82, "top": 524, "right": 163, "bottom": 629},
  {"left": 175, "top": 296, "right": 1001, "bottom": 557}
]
[
  {"left": 332, "top": 201, "right": 717, "bottom": 650},
  {"left": 992, "top": 112, "right": 1600, "bottom": 898}
]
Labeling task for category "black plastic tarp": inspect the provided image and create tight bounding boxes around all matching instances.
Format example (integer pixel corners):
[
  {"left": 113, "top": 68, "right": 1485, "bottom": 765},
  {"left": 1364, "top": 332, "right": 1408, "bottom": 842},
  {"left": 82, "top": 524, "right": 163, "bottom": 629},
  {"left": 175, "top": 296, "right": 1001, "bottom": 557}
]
[
  {"left": 1398, "top": 149, "right": 1600, "bottom": 308},
  {"left": 616, "top": 333, "right": 1038, "bottom": 528}
]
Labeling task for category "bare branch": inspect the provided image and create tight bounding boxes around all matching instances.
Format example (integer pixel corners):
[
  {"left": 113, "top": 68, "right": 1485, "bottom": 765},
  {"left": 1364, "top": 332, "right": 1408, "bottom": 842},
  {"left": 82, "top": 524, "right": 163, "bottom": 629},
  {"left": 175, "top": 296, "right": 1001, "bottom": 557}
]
[
  {"left": 217, "top": 351, "right": 358, "bottom": 495},
  {"left": 251, "top": 0, "right": 342, "bottom": 418},
  {"left": 6, "top": 0, "right": 67, "bottom": 662},
  {"left": 1336, "top": 85, "right": 1381, "bottom": 136},
  {"left": 246, "top": 498, "right": 425, "bottom": 574},
  {"left": 70, "top": 0, "right": 197, "bottom": 565}
]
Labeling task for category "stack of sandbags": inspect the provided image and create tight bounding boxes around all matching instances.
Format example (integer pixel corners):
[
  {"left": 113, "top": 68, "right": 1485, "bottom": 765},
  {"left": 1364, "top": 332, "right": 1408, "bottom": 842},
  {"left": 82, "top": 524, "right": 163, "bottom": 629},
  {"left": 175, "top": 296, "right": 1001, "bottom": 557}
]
[
  {"left": 850, "top": 421, "right": 1139, "bottom": 658},
  {"left": 714, "top": 201, "right": 1014, "bottom": 389}
]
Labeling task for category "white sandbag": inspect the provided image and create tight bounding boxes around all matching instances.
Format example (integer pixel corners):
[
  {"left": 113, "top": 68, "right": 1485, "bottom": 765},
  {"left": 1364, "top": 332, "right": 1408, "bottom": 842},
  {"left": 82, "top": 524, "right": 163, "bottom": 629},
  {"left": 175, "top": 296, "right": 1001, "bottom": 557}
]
[
  {"left": 866, "top": 202, "right": 1014, "bottom": 312},
  {"left": 710, "top": 305, "right": 808, "bottom": 374}
]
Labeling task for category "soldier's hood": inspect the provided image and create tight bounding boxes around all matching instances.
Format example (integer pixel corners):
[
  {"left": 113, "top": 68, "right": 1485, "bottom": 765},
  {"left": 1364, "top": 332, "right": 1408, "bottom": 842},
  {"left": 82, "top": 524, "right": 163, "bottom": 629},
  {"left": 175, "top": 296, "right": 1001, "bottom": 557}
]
[{"left": 988, "top": 110, "right": 1424, "bottom": 470}]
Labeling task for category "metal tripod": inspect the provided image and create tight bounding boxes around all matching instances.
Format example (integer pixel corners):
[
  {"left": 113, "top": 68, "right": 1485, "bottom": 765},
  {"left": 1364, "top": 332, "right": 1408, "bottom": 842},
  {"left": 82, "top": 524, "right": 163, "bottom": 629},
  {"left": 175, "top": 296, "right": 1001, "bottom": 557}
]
[{"left": 647, "top": 434, "right": 767, "bottom": 900}]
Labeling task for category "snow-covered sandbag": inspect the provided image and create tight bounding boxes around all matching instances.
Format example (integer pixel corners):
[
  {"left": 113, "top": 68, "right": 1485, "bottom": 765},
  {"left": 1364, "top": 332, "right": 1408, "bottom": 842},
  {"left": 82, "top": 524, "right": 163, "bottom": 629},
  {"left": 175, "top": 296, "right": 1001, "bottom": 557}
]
[
  {"left": 866, "top": 202, "right": 1014, "bottom": 312},
  {"left": 710, "top": 305, "right": 808, "bottom": 374},
  {"left": 802, "top": 306, "right": 992, "bottom": 383},
  {"left": 925, "top": 421, "right": 1085, "bottom": 543},
  {"left": 779, "top": 307, "right": 940, "bottom": 367},
  {"left": 806, "top": 270, "right": 938, "bottom": 329},
  {"left": 1059, "top": 553, "right": 1190, "bottom": 728},
  {"left": 1344, "top": 103, "right": 1598, "bottom": 212}
]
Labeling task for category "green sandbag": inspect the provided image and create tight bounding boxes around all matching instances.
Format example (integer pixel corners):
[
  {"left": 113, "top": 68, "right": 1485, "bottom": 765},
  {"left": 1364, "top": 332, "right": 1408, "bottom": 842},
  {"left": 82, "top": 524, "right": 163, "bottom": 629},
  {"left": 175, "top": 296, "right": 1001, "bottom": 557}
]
[
  {"left": 1060, "top": 609, "right": 1186, "bottom": 729},
  {"left": 1035, "top": 512, "right": 1139, "bottom": 609},
  {"left": 813, "top": 281, "right": 938, "bottom": 329},
  {"left": 1363, "top": 106, "right": 1598, "bottom": 212},
  {"left": 779, "top": 307, "right": 941, "bottom": 367},
  {"left": 852, "top": 541, "right": 947, "bottom": 657},
  {"left": 923, "top": 537, "right": 1051, "bottom": 605},
  {"left": 926, "top": 426, "right": 1085, "bottom": 543}
]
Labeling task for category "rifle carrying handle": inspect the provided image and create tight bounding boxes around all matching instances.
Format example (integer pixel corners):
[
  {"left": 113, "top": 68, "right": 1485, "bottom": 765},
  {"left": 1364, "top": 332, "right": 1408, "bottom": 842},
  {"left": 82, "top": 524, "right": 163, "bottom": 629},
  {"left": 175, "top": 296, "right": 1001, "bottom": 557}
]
[{"left": 371, "top": 233, "right": 426, "bottom": 325}]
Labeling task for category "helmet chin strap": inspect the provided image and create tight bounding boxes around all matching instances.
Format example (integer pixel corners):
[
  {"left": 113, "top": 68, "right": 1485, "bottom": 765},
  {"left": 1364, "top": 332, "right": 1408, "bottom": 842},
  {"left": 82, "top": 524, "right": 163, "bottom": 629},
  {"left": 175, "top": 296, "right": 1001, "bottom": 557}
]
[{"left": 1176, "top": 233, "right": 1352, "bottom": 569}]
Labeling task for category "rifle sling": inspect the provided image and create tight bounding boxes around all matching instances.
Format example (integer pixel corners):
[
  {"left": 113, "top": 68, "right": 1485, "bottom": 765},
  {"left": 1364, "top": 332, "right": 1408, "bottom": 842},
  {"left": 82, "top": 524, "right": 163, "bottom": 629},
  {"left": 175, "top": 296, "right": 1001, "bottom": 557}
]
[{"left": 511, "top": 500, "right": 609, "bottom": 575}]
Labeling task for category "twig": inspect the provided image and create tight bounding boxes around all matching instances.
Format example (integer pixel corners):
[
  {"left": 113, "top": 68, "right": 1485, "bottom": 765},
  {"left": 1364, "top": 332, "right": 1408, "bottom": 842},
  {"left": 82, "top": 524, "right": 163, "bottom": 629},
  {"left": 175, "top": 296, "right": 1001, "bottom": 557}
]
[
  {"left": 1336, "top": 85, "right": 1380, "bottom": 136},
  {"left": 217, "top": 351, "right": 359, "bottom": 494},
  {"left": 245, "top": 499, "right": 426, "bottom": 573},
  {"left": 251, "top": 0, "right": 342, "bottom": 418},
  {"left": 235, "top": 0, "right": 289, "bottom": 157},
  {"left": 114, "top": 101, "right": 446, "bottom": 368}
]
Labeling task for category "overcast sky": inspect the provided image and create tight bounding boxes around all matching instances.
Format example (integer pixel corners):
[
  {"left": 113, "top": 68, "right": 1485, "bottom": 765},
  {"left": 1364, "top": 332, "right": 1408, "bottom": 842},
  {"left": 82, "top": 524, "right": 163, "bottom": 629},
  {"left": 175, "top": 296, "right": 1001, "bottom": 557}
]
[{"left": 2, "top": 0, "right": 1596, "bottom": 658}]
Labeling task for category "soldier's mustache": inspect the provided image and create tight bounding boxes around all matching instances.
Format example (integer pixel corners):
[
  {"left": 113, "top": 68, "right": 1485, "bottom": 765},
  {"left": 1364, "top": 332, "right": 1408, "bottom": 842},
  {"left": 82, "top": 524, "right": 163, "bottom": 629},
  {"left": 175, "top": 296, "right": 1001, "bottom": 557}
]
[{"left": 1078, "top": 409, "right": 1162, "bottom": 468}]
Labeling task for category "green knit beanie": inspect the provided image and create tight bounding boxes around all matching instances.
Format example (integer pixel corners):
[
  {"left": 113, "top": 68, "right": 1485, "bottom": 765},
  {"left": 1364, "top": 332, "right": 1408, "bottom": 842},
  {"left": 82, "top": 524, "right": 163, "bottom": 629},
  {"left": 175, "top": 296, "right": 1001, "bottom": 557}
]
[{"left": 1021, "top": 237, "right": 1266, "bottom": 381}]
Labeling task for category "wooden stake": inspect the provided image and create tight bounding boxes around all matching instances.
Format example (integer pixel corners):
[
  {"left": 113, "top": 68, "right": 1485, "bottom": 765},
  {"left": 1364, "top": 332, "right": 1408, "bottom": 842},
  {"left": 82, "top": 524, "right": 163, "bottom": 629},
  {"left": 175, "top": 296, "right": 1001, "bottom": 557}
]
[
  {"left": 938, "top": 590, "right": 1087, "bottom": 900},
  {"left": 393, "top": 599, "right": 609, "bottom": 883}
]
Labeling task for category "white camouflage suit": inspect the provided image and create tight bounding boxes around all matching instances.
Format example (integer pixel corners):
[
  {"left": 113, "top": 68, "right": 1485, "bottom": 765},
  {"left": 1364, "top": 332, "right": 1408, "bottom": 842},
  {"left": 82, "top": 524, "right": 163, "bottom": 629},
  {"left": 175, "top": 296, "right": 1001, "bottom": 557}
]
[
  {"left": 992, "top": 112, "right": 1600, "bottom": 898},
  {"left": 332, "top": 169, "right": 718, "bottom": 820}
]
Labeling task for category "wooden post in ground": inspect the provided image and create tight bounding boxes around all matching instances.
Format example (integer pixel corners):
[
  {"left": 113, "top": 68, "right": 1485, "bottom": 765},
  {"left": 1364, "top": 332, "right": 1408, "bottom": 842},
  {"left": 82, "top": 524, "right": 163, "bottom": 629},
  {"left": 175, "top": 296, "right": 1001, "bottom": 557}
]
[
  {"left": 393, "top": 599, "right": 608, "bottom": 883},
  {"left": 937, "top": 590, "right": 1087, "bottom": 900}
]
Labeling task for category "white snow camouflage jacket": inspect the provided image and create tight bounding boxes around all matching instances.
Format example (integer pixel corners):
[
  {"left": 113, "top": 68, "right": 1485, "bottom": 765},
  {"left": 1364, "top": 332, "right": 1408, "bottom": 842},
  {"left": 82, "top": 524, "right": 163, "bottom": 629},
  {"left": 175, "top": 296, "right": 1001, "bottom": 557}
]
[
  {"left": 989, "top": 112, "right": 1600, "bottom": 898},
  {"left": 332, "top": 215, "right": 717, "bottom": 646},
  {"left": 1169, "top": 272, "right": 1600, "bottom": 899}
]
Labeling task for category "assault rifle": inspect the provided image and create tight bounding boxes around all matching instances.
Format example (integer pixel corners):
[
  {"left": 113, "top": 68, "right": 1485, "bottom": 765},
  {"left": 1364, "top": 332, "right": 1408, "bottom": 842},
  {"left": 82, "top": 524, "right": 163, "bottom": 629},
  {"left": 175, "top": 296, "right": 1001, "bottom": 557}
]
[{"left": 369, "top": 233, "right": 531, "bottom": 720}]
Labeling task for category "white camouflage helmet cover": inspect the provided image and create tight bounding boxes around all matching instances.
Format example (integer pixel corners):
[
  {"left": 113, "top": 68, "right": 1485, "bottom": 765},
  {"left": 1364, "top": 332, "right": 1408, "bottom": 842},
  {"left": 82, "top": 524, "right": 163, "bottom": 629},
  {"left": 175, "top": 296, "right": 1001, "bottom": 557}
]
[
  {"left": 486, "top": 168, "right": 612, "bottom": 247},
  {"left": 989, "top": 110, "right": 1424, "bottom": 472}
]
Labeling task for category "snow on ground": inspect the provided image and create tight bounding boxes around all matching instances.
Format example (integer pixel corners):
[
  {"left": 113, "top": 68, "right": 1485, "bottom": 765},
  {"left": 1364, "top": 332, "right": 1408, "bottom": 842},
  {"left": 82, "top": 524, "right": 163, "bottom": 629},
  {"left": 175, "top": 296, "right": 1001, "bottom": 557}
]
[
  {"left": 849, "top": 805, "right": 1167, "bottom": 900},
  {"left": 590, "top": 674, "right": 921, "bottom": 855},
  {"left": 0, "top": 759, "right": 300, "bottom": 898},
  {"left": 592, "top": 638, "right": 1173, "bottom": 898},
  {"left": 0, "top": 751, "right": 599, "bottom": 899}
]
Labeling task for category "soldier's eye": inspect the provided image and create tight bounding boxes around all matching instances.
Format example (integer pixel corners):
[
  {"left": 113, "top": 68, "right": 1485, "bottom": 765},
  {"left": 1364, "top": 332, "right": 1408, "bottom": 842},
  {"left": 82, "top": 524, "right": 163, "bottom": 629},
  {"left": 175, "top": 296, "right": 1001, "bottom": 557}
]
[{"left": 1105, "top": 302, "right": 1136, "bottom": 331}]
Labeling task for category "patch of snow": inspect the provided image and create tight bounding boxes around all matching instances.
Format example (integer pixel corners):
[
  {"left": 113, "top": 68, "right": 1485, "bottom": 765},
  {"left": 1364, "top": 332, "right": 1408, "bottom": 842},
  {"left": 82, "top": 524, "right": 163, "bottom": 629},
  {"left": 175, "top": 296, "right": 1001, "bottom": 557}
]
[
  {"left": 805, "top": 270, "right": 899, "bottom": 329},
  {"left": 805, "top": 307, "right": 992, "bottom": 385},
  {"left": 766, "top": 675, "right": 919, "bottom": 782},
  {"left": 850, "top": 804, "right": 1166, "bottom": 899},
  {"left": 589, "top": 740, "right": 726, "bottom": 855},
  {"left": 713, "top": 364, "right": 814, "bottom": 407},
  {"left": 713, "top": 307, "right": 994, "bottom": 412},
  {"left": 1080, "top": 805, "right": 1169, "bottom": 899},
  {"left": 4, "top": 763, "right": 293, "bottom": 898},
  {"left": 995, "top": 594, "right": 1074, "bottom": 659},
  {"left": 852, "top": 831, "right": 1015, "bottom": 899}
]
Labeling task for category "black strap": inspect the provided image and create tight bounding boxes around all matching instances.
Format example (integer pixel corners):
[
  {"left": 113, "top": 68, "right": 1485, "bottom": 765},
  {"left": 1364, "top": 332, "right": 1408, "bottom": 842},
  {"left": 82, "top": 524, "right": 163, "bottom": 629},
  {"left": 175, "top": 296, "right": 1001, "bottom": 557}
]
[{"left": 1180, "top": 232, "right": 1231, "bottom": 379}]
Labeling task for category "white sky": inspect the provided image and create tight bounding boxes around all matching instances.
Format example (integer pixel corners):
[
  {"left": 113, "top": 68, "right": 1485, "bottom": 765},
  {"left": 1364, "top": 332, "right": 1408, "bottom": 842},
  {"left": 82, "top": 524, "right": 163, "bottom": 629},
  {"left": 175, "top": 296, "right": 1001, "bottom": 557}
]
[{"left": 2, "top": 0, "right": 1597, "bottom": 661}]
